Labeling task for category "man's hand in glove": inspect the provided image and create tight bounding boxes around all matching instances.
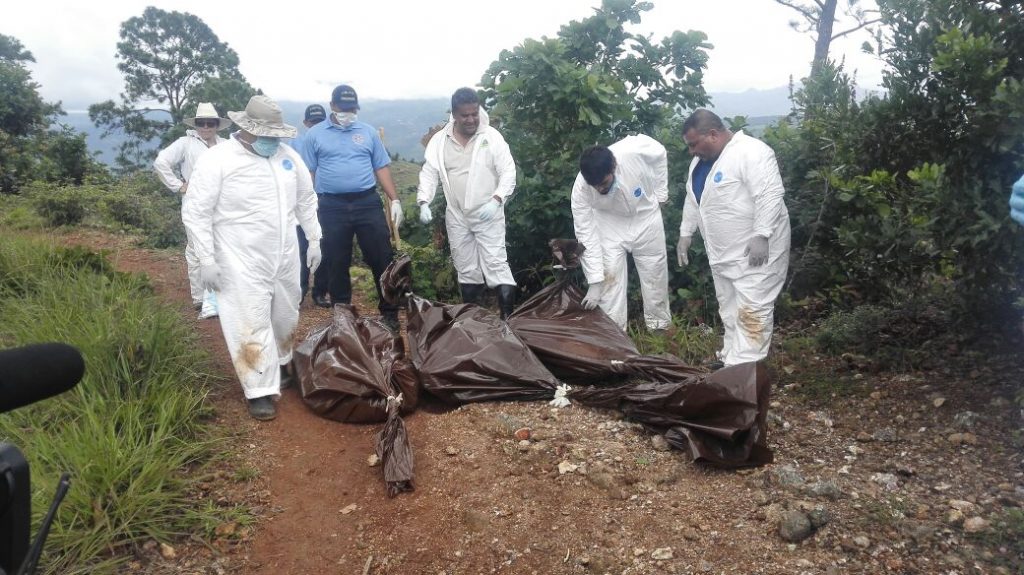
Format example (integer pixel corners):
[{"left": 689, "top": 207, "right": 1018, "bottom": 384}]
[
  {"left": 1011, "top": 174, "right": 1024, "bottom": 226},
  {"left": 581, "top": 281, "right": 604, "bottom": 310},
  {"left": 677, "top": 235, "right": 692, "bottom": 267},
  {"left": 390, "top": 199, "right": 404, "bottom": 228},
  {"left": 477, "top": 196, "right": 502, "bottom": 222},
  {"left": 744, "top": 235, "right": 769, "bottom": 267},
  {"left": 200, "top": 263, "right": 222, "bottom": 291},
  {"left": 306, "top": 240, "right": 322, "bottom": 275},
  {"left": 419, "top": 203, "right": 432, "bottom": 224}
]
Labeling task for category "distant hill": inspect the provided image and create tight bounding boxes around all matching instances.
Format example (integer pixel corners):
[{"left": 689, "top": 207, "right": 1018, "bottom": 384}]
[{"left": 59, "top": 87, "right": 793, "bottom": 167}]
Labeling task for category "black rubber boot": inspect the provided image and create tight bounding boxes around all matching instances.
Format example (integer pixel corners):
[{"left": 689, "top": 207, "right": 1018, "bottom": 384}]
[
  {"left": 459, "top": 283, "right": 485, "bottom": 305},
  {"left": 497, "top": 284, "right": 516, "bottom": 320},
  {"left": 279, "top": 363, "right": 295, "bottom": 390}
]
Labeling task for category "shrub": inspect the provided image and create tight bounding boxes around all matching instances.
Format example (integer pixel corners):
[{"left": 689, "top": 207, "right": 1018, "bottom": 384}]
[{"left": 26, "top": 182, "right": 96, "bottom": 227}]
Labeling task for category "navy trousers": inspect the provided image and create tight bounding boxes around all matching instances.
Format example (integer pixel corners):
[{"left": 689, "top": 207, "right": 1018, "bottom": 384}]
[{"left": 318, "top": 190, "right": 398, "bottom": 314}]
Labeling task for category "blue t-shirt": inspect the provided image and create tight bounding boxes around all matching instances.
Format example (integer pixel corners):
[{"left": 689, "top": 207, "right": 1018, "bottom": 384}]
[
  {"left": 300, "top": 120, "right": 391, "bottom": 194},
  {"left": 691, "top": 158, "right": 714, "bottom": 204}
]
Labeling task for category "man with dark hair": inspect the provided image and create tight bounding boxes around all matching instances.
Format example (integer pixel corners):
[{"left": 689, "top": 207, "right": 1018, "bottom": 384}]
[
  {"left": 677, "top": 108, "right": 791, "bottom": 367},
  {"left": 571, "top": 135, "right": 671, "bottom": 332},
  {"left": 416, "top": 87, "right": 518, "bottom": 317},
  {"left": 298, "top": 85, "right": 403, "bottom": 329},
  {"left": 289, "top": 104, "right": 327, "bottom": 306}
]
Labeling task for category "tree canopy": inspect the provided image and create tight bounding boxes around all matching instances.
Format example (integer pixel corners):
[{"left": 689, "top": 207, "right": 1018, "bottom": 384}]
[{"left": 88, "top": 6, "right": 255, "bottom": 171}]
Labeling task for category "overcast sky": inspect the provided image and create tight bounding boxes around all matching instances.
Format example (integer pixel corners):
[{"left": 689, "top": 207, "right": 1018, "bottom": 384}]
[{"left": 6, "top": 0, "right": 884, "bottom": 111}]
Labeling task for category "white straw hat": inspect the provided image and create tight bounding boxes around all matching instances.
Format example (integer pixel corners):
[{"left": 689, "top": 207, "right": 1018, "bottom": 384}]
[
  {"left": 227, "top": 96, "right": 297, "bottom": 138},
  {"left": 183, "top": 102, "right": 232, "bottom": 130}
]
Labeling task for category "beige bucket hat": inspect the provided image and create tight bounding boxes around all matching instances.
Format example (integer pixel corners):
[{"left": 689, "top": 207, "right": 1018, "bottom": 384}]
[
  {"left": 227, "top": 96, "right": 297, "bottom": 138},
  {"left": 183, "top": 102, "right": 232, "bottom": 130}
]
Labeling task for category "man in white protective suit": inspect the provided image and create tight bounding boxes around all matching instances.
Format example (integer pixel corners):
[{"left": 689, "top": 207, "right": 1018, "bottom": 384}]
[
  {"left": 416, "top": 87, "right": 518, "bottom": 318},
  {"left": 571, "top": 135, "right": 672, "bottom": 333},
  {"left": 153, "top": 102, "right": 232, "bottom": 315},
  {"left": 677, "top": 109, "right": 791, "bottom": 367},
  {"left": 182, "top": 95, "right": 322, "bottom": 421}
]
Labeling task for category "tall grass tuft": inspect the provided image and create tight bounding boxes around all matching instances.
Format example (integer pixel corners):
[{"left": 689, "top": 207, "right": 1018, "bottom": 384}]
[{"left": 0, "top": 231, "right": 227, "bottom": 574}]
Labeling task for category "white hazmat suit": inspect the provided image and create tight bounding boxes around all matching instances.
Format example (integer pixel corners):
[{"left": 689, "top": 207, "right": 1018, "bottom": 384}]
[
  {"left": 571, "top": 135, "right": 671, "bottom": 332},
  {"left": 680, "top": 130, "right": 790, "bottom": 366},
  {"left": 416, "top": 108, "right": 517, "bottom": 287},
  {"left": 182, "top": 136, "right": 321, "bottom": 399},
  {"left": 153, "top": 130, "right": 226, "bottom": 307}
]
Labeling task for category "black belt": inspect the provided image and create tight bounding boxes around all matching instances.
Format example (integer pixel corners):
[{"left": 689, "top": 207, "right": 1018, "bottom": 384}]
[{"left": 318, "top": 187, "right": 377, "bottom": 200}]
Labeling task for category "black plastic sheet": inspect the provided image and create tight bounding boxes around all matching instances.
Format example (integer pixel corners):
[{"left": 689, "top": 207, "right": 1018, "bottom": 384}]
[
  {"left": 293, "top": 305, "right": 418, "bottom": 423},
  {"left": 404, "top": 295, "right": 560, "bottom": 403},
  {"left": 292, "top": 305, "right": 419, "bottom": 495},
  {"left": 507, "top": 279, "right": 643, "bottom": 383},
  {"left": 568, "top": 362, "right": 773, "bottom": 468}
]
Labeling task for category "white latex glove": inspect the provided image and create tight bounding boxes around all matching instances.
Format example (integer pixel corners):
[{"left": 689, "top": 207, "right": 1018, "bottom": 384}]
[
  {"left": 744, "top": 235, "right": 769, "bottom": 267},
  {"left": 200, "top": 263, "right": 222, "bottom": 291},
  {"left": 306, "top": 240, "right": 322, "bottom": 275},
  {"left": 581, "top": 281, "right": 604, "bottom": 310},
  {"left": 677, "top": 235, "right": 692, "bottom": 267},
  {"left": 419, "top": 203, "right": 433, "bottom": 224},
  {"left": 390, "top": 199, "right": 404, "bottom": 228},
  {"left": 477, "top": 197, "right": 501, "bottom": 222}
]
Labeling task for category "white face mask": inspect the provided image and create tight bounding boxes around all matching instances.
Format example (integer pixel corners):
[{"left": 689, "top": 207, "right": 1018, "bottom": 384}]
[{"left": 334, "top": 112, "right": 357, "bottom": 128}]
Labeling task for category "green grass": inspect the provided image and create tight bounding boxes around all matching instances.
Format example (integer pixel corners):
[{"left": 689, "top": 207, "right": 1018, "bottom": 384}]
[
  {"left": 630, "top": 316, "right": 719, "bottom": 366},
  {"left": 0, "top": 230, "right": 236, "bottom": 574}
]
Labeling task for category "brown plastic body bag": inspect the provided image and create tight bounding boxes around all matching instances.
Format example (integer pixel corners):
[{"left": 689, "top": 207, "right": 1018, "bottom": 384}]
[
  {"left": 405, "top": 295, "right": 561, "bottom": 403},
  {"left": 506, "top": 279, "right": 644, "bottom": 384},
  {"left": 292, "top": 305, "right": 419, "bottom": 495},
  {"left": 568, "top": 362, "right": 773, "bottom": 468}
]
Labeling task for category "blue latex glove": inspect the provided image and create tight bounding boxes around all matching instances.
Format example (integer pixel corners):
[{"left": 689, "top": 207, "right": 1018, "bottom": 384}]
[
  {"left": 1011, "top": 174, "right": 1024, "bottom": 227},
  {"left": 477, "top": 197, "right": 501, "bottom": 222}
]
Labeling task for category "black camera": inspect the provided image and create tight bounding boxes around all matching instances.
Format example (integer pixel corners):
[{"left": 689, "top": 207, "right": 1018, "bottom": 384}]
[{"left": 0, "top": 343, "right": 85, "bottom": 575}]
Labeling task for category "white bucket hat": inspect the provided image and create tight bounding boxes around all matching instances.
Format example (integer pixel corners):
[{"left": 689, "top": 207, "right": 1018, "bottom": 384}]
[
  {"left": 227, "top": 96, "right": 297, "bottom": 138},
  {"left": 183, "top": 102, "right": 232, "bottom": 130}
]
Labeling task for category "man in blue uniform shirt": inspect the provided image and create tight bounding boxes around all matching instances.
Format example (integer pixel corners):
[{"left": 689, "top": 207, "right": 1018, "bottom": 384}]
[{"left": 299, "top": 85, "right": 404, "bottom": 329}]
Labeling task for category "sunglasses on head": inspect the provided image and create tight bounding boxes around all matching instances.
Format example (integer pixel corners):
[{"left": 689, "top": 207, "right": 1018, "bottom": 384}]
[{"left": 195, "top": 119, "right": 219, "bottom": 128}]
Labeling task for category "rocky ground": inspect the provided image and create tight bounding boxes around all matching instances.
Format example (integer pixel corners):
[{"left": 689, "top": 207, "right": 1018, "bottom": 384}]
[{"left": 63, "top": 230, "right": 1023, "bottom": 575}]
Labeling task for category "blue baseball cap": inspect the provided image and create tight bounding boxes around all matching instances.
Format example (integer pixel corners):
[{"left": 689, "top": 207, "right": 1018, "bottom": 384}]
[{"left": 331, "top": 85, "right": 359, "bottom": 111}]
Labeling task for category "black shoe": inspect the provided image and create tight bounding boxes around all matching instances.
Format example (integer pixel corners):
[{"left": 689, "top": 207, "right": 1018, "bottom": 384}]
[
  {"left": 279, "top": 364, "right": 296, "bottom": 390},
  {"left": 497, "top": 284, "right": 516, "bottom": 320},
  {"left": 247, "top": 396, "right": 277, "bottom": 421},
  {"left": 382, "top": 311, "right": 400, "bottom": 332},
  {"left": 705, "top": 360, "right": 725, "bottom": 371},
  {"left": 313, "top": 294, "right": 331, "bottom": 308}
]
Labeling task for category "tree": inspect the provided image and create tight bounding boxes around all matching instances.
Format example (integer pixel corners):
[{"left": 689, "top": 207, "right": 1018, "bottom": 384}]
[
  {"left": 480, "top": 0, "right": 710, "bottom": 293},
  {"left": 89, "top": 7, "right": 252, "bottom": 171},
  {"left": 0, "top": 33, "right": 98, "bottom": 192},
  {"left": 772, "top": 0, "right": 880, "bottom": 76}
]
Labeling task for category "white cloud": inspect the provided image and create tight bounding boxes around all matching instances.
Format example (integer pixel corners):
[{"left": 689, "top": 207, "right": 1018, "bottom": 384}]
[{"left": 6, "top": 0, "right": 884, "bottom": 108}]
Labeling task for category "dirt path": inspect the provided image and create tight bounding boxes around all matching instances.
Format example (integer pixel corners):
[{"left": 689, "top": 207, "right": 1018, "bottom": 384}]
[{"left": 62, "top": 231, "right": 1024, "bottom": 575}]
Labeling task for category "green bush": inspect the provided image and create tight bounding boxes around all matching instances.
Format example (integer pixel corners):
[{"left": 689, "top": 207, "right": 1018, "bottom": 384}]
[
  {"left": 404, "top": 242, "right": 459, "bottom": 303},
  {"left": 26, "top": 182, "right": 97, "bottom": 227},
  {"left": 0, "top": 232, "right": 235, "bottom": 574}
]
